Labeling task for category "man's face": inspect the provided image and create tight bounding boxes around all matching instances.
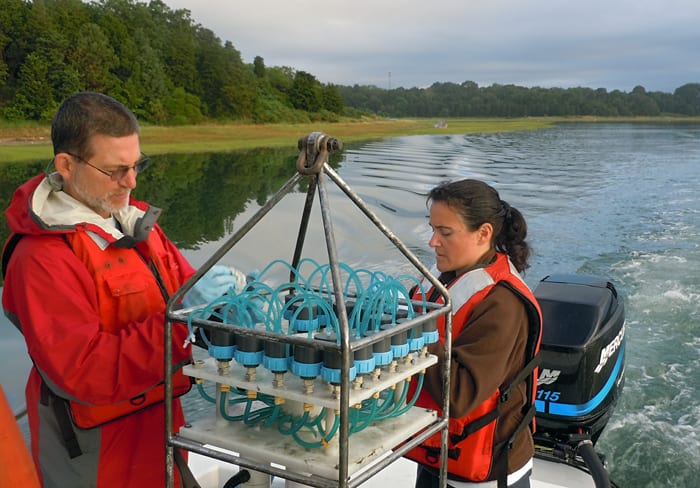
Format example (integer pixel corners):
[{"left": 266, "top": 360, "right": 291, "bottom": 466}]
[{"left": 62, "top": 133, "right": 141, "bottom": 218}]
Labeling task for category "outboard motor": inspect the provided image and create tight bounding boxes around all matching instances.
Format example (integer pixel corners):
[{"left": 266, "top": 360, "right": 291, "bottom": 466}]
[{"left": 532, "top": 275, "right": 625, "bottom": 487}]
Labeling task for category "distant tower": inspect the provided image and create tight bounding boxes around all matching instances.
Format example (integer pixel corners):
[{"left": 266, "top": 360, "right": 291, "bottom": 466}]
[{"left": 388, "top": 71, "right": 391, "bottom": 90}]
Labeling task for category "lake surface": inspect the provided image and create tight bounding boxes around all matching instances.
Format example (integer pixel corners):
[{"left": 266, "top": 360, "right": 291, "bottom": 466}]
[{"left": 2, "top": 122, "right": 699, "bottom": 487}]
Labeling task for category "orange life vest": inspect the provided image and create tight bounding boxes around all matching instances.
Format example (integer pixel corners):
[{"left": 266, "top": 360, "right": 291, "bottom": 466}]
[
  {"left": 404, "top": 253, "right": 542, "bottom": 482},
  {"left": 60, "top": 229, "right": 192, "bottom": 429},
  {"left": 0, "top": 386, "right": 41, "bottom": 488}
]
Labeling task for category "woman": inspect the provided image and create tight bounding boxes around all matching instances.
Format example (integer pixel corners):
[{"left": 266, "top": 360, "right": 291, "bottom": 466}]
[{"left": 405, "top": 179, "right": 542, "bottom": 488}]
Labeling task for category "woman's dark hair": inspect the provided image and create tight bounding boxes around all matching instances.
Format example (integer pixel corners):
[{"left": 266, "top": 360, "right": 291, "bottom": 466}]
[
  {"left": 427, "top": 179, "right": 531, "bottom": 272},
  {"left": 51, "top": 92, "right": 140, "bottom": 158}
]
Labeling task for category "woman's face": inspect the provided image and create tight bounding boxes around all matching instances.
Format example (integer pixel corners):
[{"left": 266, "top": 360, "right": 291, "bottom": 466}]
[{"left": 428, "top": 200, "right": 492, "bottom": 275}]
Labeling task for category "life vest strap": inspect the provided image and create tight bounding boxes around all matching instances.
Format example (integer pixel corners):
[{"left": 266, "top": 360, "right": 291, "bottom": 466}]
[
  {"left": 500, "top": 353, "right": 541, "bottom": 402},
  {"left": 423, "top": 445, "right": 462, "bottom": 463},
  {"left": 450, "top": 407, "right": 500, "bottom": 446},
  {"left": 40, "top": 381, "right": 82, "bottom": 459},
  {"left": 493, "top": 403, "right": 537, "bottom": 488},
  {"left": 1, "top": 232, "right": 23, "bottom": 280}
]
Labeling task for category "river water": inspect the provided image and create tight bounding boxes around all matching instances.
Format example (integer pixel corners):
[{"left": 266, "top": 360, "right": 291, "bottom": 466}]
[{"left": 1, "top": 122, "right": 698, "bottom": 487}]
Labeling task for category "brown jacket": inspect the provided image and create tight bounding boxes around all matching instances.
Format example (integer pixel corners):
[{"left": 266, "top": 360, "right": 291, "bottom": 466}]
[{"left": 423, "top": 279, "right": 534, "bottom": 480}]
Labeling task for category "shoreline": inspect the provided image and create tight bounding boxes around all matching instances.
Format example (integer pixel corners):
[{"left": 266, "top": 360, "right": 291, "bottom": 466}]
[{"left": 2, "top": 116, "right": 699, "bottom": 164}]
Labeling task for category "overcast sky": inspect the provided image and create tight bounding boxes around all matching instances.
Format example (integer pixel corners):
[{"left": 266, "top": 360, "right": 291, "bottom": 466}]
[{"left": 161, "top": 0, "right": 699, "bottom": 93}]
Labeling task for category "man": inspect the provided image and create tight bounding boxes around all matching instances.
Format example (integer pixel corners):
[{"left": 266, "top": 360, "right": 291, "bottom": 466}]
[{"left": 2, "top": 92, "right": 239, "bottom": 487}]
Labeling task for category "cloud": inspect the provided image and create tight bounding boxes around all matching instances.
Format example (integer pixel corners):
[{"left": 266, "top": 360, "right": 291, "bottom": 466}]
[{"left": 162, "top": 0, "right": 700, "bottom": 92}]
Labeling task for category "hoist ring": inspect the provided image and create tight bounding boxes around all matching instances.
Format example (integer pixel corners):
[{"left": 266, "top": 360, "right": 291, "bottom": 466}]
[{"left": 296, "top": 133, "right": 343, "bottom": 175}]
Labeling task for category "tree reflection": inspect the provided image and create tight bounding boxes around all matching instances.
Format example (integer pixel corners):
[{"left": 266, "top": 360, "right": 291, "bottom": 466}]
[
  {"left": 0, "top": 147, "right": 344, "bottom": 285},
  {"left": 134, "top": 148, "right": 302, "bottom": 249}
]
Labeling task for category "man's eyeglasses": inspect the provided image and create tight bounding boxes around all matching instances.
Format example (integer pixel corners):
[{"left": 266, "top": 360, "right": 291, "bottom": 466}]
[{"left": 67, "top": 152, "right": 150, "bottom": 181}]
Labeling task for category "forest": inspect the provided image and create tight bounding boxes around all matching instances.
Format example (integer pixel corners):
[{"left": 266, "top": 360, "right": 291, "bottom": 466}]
[
  {"left": 0, "top": 0, "right": 346, "bottom": 124},
  {"left": 1, "top": 0, "right": 699, "bottom": 124},
  {"left": 339, "top": 81, "right": 700, "bottom": 118}
]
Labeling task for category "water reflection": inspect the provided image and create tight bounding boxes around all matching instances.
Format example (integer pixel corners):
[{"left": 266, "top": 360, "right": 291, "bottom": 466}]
[
  {"left": 0, "top": 146, "right": 347, "bottom": 256},
  {"left": 135, "top": 147, "right": 315, "bottom": 249}
]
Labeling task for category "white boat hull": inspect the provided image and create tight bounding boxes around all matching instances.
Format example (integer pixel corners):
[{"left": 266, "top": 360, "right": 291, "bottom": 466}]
[{"left": 188, "top": 451, "right": 602, "bottom": 488}]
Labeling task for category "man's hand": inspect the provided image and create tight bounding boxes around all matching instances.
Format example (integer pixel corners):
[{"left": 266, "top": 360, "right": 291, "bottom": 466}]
[{"left": 182, "top": 264, "right": 246, "bottom": 308}]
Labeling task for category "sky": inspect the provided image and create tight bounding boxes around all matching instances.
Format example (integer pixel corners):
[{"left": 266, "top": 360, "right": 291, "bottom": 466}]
[{"left": 161, "top": 0, "right": 700, "bottom": 93}]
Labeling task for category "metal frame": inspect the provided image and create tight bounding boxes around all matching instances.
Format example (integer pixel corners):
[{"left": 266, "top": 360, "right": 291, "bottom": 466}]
[{"left": 164, "top": 133, "right": 452, "bottom": 488}]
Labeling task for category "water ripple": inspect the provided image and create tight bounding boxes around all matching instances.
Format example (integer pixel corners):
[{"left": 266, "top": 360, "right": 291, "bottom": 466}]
[{"left": 336, "top": 123, "right": 700, "bottom": 487}]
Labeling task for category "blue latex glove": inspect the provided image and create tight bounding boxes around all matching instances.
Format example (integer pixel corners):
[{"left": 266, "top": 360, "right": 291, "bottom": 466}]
[{"left": 182, "top": 264, "right": 246, "bottom": 308}]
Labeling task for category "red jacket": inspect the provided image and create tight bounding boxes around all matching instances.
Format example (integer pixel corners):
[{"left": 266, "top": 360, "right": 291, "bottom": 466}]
[
  {"left": 2, "top": 173, "right": 195, "bottom": 487},
  {"left": 405, "top": 253, "right": 542, "bottom": 482}
]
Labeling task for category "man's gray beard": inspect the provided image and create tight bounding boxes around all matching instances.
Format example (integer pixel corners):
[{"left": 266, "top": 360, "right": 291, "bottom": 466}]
[{"left": 72, "top": 177, "right": 129, "bottom": 216}]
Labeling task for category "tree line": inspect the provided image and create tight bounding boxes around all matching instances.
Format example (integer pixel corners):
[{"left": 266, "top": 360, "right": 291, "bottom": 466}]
[
  {"left": 339, "top": 82, "right": 700, "bottom": 118},
  {"left": 1, "top": 0, "right": 699, "bottom": 124},
  {"left": 0, "top": 0, "right": 344, "bottom": 124}
]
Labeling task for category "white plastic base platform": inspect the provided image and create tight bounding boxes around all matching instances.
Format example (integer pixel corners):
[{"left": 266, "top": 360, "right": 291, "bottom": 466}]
[{"left": 179, "top": 406, "right": 437, "bottom": 482}]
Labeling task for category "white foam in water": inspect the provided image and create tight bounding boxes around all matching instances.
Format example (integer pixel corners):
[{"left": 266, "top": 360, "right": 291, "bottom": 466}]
[{"left": 662, "top": 288, "right": 698, "bottom": 302}]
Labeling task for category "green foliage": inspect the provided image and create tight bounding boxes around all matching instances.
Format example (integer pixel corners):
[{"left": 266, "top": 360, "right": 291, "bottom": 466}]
[
  {"left": 253, "top": 56, "right": 266, "bottom": 78},
  {"left": 0, "top": 0, "right": 338, "bottom": 124},
  {"left": 339, "top": 81, "right": 697, "bottom": 118},
  {"left": 673, "top": 83, "right": 700, "bottom": 115},
  {"left": 0, "top": 160, "right": 45, "bottom": 253},
  {"left": 290, "top": 71, "right": 322, "bottom": 112},
  {"left": 267, "top": 66, "right": 295, "bottom": 97},
  {"left": 161, "top": 87, "right": 204, "bottom": 125},
  {"left": 321, "top": 84, "right": 345, "bottom": 113},
  {"left": 253, "top": 93, "right": 308, "bottom": 123}
]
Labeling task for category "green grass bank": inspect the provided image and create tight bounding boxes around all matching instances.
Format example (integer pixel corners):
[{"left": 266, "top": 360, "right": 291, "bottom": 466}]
[{"left": 1, "top": 116, "right": 696, "bottom": 164}]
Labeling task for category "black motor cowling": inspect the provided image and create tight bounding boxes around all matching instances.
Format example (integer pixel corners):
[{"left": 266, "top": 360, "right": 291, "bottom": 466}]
[{"left": 533, "top": 274, "right": 625, "bottom": 446}]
